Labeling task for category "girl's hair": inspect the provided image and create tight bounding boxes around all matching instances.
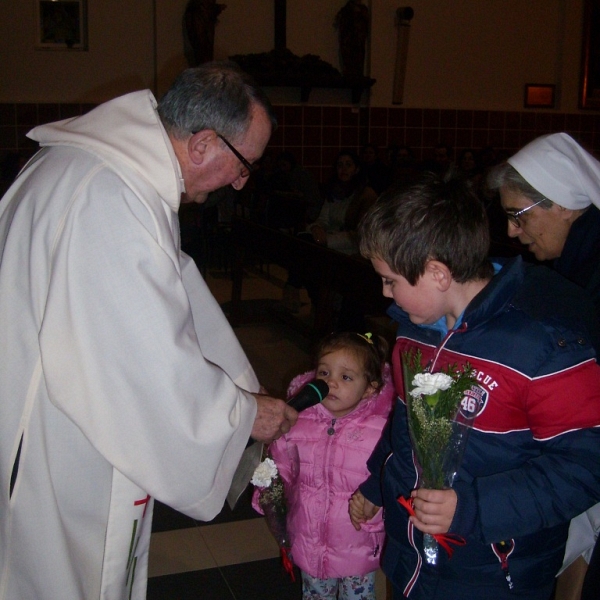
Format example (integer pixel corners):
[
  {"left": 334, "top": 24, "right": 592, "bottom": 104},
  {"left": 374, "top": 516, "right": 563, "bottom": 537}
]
[{"left": 314, "top": 331, "right": 388, "bottom": 390}]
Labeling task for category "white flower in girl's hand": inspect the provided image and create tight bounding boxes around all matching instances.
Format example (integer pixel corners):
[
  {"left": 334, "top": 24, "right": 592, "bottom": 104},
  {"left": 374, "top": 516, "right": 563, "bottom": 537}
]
[
  {"left": 251, "top": 457, "right": 278, "bottom": 487},
  {"left": 251, "top": 454, "right": 292, "bottom": 579},
  {"left": 410, "top": 372, "right": 454, "bottom": 397}
]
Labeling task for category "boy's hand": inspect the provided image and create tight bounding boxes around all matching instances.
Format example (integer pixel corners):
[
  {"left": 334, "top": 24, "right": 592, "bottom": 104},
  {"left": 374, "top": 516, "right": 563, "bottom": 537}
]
[
  {"left": 410, "top": 488, "right": 457, "bottom": 534},
  {"left": 349, "top": 490, "right": 380, "bottom": 531}
]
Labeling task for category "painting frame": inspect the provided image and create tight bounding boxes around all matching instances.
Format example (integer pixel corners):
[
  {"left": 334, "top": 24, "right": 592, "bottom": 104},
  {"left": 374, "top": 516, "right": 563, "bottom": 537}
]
[
  {"left": 580, "top": 0, "right": 600, "bottom": 109},
  {"left": 36, "top": 0, "right": 88, "bottom": 50},
  {"left": 524, "top": 84, "right": 556, "bottom": 109}
]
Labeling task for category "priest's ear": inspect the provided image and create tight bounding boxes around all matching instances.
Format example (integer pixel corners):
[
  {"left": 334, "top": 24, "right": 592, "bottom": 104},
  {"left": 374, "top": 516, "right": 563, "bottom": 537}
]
[{"left": 188, "top": 130, "right": 216, "bottom": 165}]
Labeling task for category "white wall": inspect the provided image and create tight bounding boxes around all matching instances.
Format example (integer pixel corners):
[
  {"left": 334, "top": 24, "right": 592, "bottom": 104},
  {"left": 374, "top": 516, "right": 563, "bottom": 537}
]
[
  {"left": 0, "top": 0, "right": 155, "bottom": 103},
  {"left": 0, "top": 0, "right": 588, "bottom": 112},
  {"left": 369, "top": 0, "right": 577, "bottom": 110}
]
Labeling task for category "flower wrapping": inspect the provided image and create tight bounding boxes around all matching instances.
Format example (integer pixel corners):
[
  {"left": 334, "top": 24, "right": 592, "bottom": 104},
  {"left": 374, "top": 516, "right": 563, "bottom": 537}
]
[
  {"left": 251, "top": 456, "right": 295, "bottom": 581},
  {"left": 400, "top": 348, "right": 481, "bottom": 564}
]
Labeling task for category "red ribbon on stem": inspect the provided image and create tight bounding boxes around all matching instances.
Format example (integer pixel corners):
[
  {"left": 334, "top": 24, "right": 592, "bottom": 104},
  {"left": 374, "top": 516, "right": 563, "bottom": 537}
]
[
  {"left": 398, "top": 496, "right": 466, "bottom": 559},
  {"left": 281, "top": 547, "right": 295, "bottom": 582}
]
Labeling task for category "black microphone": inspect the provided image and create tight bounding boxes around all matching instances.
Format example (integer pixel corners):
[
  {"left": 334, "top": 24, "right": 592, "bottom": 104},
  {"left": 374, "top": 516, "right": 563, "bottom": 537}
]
[{"left": 287, "top": 379, "right": 329, "bottom": 412}]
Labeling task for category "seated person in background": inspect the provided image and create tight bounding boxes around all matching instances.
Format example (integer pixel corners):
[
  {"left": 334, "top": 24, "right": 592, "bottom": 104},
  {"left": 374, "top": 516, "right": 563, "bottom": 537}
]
[
  {"left": 350, "top": 173, "right": 600, "bottom": 600},
  {"left": 264, "top": 151, "right": 322, "bottom": 230},
  {"left": 179, "top": 185, "right": 239, "bottom": 270},
  {"left": 456, "top": 147, "right": 491, "bottom": 214},
  {"left": 478, "top": 145, "right": 499, "bottom": 172},
  {"left": 243, "top": 152, "right": 274, "bottom": 222},
  {"left": 487, "top": 132, "right": 600, "bottom": 600},
  {"left": 420, "top": 142, "right": 454, "bottom": 178},
  {"left": 388, "top": 143, "right": 417, "bottom": 187},
  {"left": 308, "top": 149, "right": 377, "bottom": 255},
  {"left": 282, "top": 150, "right": 377, "bottom": 316},
  {"left": 456, "top": 148, "right": 480, "bottom": 182},
  {"left": 359, "top": 143, "right": 391, "bottom": 194}
]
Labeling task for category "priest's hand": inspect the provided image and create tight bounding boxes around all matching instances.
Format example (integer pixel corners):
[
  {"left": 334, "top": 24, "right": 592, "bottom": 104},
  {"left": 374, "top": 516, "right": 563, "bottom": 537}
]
[{"left": 251, "top": 394, "right": 298, "bottom": 443}]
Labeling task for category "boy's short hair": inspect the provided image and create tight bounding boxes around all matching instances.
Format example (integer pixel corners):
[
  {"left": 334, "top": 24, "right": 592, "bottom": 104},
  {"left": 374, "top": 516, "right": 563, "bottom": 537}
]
[{"left": 358, "top": 174, "right": 493, "bottom": 284}]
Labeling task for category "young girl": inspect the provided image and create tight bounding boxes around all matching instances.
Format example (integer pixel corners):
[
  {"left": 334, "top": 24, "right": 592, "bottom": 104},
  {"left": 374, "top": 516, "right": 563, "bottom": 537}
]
[{"left": 253, "top": 331, "right": 394, "bottom": 599}]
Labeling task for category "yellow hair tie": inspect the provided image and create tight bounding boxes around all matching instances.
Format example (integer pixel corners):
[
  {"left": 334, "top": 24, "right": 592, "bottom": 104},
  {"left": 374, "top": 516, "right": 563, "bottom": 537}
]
[{"left": 357, "top": 332, "right": 373, "bottom": 344}]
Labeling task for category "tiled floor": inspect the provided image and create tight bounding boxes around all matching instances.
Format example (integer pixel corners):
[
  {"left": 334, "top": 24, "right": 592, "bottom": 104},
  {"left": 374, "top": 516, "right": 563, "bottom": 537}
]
[{"left": 147, "top": 264, "right": 389, "bottom": 599}]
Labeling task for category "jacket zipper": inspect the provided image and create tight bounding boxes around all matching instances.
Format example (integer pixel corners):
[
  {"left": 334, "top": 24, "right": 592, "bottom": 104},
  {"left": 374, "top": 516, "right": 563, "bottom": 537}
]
[
  {"left": 493, "top": 540, "right": 515, "bottom": 591},
  {"left": 321, "top": 418, "right": 337, "bottom": 578},
  {"left": 327, "top": 418, "right": 336, "bottom": 435},
  {"left": 430, "top": 322, "right": 468, "bottom": 372}
]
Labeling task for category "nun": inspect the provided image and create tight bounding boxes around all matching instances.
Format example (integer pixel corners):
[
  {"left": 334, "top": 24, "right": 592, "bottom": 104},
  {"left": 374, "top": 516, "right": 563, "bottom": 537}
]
[
  {"left": 488, "top": 132, "right": 600, "bottom": 316},
  {"left": 489, "top": 132, "right": 600, "bottom": 600}
]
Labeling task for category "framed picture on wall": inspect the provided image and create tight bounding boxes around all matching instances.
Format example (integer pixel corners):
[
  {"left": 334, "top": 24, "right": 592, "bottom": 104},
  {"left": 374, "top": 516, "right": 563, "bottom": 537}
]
[
  {"left": 36, "top": 0, "right": 87, "bottom": 50},
  {"left": 580, "top": 0, "right": 600, "bottom": 109}
]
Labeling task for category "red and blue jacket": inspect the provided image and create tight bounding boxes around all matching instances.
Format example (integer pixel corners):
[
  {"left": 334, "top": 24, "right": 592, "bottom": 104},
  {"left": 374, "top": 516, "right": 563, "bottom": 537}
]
[{"left": 360, "top": 256, "right": 600, "bottom": 599}]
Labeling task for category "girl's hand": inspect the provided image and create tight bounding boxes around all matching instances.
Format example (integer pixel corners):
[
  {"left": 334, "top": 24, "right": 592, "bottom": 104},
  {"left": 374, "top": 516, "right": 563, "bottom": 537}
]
[
  {"left": 410, "top": 488, "right": 457, "bottom": 534},
  {"left": 349, "top": 490, "right": 380, "bottom": 531}
]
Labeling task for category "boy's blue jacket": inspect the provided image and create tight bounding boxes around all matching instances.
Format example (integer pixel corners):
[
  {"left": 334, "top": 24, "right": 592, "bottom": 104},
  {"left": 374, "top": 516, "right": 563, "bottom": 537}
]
[{"left": 360, "top": 256, "right": 600, "bottom": 599}]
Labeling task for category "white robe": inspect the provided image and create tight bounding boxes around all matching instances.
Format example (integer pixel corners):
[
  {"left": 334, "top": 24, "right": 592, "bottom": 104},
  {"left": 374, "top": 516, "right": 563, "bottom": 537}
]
[{"left": 0, "top": 90, "right": 258, "bottom": 599}]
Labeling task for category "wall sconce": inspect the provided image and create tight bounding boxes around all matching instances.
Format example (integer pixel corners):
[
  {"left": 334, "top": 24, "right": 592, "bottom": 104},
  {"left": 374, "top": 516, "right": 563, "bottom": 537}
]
[{"left": 524, "top": 84, "right": 556, "bottom": 108}]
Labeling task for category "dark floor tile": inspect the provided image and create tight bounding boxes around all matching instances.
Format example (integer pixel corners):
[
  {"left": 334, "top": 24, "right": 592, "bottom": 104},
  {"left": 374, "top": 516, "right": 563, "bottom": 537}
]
[
  {"left": 147, "top": 558, "right": 302, "bottom": 600},
  {"left": 152, "top": 486, "right": 260, "bottom": 533},
  {"left": 147, "top": 567, "right": 235, "bottom": 600},
  {"left": 152, "top": 501, "right": 198, "bottom": 532},
  {"left": 205, "top": 486, "right": 261, "bottom": 526},
  {"left": 221, "top": 557, "right": 302, "bottom": 600}
]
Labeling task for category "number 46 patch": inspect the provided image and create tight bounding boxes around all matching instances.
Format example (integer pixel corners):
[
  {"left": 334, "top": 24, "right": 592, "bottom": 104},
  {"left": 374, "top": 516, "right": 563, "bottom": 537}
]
[{"left": 459, "top": 385, "right": 487, "bottom": 419}]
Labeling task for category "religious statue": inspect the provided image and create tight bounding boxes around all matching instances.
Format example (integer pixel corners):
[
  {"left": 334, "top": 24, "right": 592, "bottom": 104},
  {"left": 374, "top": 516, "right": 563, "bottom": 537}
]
[
  {"left": 183, "top": 0, "right": 227, "bottom": 67},
  {"left": 335, "top": 0, "right": 370, "bottom": 77}
]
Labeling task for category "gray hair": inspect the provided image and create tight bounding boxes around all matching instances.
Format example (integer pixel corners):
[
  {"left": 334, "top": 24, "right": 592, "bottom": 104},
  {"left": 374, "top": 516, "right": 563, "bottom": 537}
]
[
  {"left": 157, "top": 61, "right": 276, "bottom": 141},
  {"left": 487, "top": 162, "right": 553, "bottom": 209}
]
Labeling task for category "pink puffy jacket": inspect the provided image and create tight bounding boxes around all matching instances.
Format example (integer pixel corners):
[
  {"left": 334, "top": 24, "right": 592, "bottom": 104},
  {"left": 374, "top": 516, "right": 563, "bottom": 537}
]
[{"left": 253, "top": 365, "right": 395, "bottom": 579}]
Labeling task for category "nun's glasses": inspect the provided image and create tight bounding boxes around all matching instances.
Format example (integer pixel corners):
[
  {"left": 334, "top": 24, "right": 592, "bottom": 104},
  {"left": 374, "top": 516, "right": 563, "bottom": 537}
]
[{"left": 504, "top": 198, "right": 547, "bottom": 228}]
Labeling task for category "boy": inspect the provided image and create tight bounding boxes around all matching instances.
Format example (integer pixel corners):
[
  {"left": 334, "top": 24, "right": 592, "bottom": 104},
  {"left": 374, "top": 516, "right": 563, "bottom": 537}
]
[{"left": 349, "top": 175, "right": 600, "bottom": 599}]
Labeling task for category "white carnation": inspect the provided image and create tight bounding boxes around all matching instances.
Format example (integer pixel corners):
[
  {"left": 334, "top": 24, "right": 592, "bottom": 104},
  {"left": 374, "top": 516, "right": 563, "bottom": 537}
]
[
  {"left": 251, "top": 457, "right": 278, "bottom": 487},
  {"left": 410, "top": 372, "right": 454, "bottom": 397}
]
